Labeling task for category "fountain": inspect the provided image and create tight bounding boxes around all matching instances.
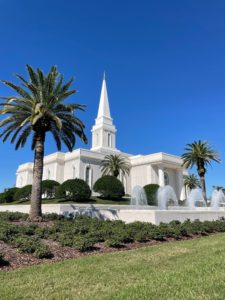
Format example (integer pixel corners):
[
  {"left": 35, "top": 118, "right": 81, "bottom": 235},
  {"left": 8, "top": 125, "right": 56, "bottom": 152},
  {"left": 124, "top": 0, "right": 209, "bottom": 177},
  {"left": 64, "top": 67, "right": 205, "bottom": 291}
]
[
  {"left": 130, "top": 185, "right": 148, "bottom": 206},
  {"left": 210, "top": 189, "right": 225, "bottom": 209},
  {"left": 186, "top": 188, "right": 206, "bottom": 209},
  {"left": 157, "top": 185, "right": 178, "bottom": 210}
]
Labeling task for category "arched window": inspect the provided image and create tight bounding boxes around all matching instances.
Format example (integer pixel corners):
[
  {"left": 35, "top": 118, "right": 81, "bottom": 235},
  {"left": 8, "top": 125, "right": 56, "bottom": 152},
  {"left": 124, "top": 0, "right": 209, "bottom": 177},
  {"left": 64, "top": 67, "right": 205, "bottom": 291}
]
[
  {"left": 47, "top": 169, "right": 51, "bottom": 180},
  {"left": 164, "top": 172, "right": 169, "bottom": 185},
  {"left": 108, "top": 133, "right": 111, "bottom": 147},
  {"left": 85, "top": 166, "right": 92, "bottom": 187},
  {"left": 72, "top": 166, "right": 76, "bottom": 179},
  {"left": 96, "top": 133, "right": 99, "bottom": 146}
]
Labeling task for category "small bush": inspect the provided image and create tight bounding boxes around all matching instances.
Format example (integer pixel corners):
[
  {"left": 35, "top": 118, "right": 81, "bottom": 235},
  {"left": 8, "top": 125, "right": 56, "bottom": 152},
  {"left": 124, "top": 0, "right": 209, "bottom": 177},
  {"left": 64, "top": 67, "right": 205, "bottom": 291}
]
[
  {"left": 34, "top": 227, "right": 54, "bottom": 239},
  {"left": 34, "top": 245, "right": 53, "bottom": 259},
  {"left": 44, "top": 213, "right": 65, "bottom": 221},
  {"left": 42, "top": 180, "right": 60, "bottom": 199},
  {"left": 56, "top": 179, "right": 91, "bottom": 202},
  {"left": 73, "top": 236, "right": 96, "bottom": 252},
  {"left": 20, "top": 224, "right": 37, "bottom": 236},
  {"left": 0, "top": 225, "right": 20, "bottom": 242},
  {"left": 134, "top": 230, "right": 150, "bottom": 242},
  {"left": 14, "top": 185, "right": 32, "bottom": 201},
  {"left": 0, "top": 252, "right": 9, "bottom": 266},
  {"left": 57, "top": 234, "right": 74, "bottom": 247},
  {"left": 0, "top": 212, "right": 28, "bottom": 222},
  {"left": 143, "top": 184, "right": 159, "bottom": 205},
  {"left": 12, "top": 236, "right": 39, "bottom": 253},
  {"left": 105, "top": 236, "right": 124, "bottom": 248},
  {"left": 93, "top": 175, "right": 125, "bottom": 200}
]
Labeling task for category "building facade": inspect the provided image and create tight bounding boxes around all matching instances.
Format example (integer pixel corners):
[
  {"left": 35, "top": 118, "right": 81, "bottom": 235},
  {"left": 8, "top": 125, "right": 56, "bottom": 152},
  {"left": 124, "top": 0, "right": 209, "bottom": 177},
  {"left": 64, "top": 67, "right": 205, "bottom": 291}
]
[{"left": 16, "top": 75, "right": 186, "bottom": 200}]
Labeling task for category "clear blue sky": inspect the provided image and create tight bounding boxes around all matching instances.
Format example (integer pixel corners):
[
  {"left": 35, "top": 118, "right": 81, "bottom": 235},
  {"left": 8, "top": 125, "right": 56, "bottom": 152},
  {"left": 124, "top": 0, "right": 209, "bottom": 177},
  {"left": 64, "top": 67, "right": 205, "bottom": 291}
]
[{"left": 0, "top": 0, "right": 225, "bottom": 194}]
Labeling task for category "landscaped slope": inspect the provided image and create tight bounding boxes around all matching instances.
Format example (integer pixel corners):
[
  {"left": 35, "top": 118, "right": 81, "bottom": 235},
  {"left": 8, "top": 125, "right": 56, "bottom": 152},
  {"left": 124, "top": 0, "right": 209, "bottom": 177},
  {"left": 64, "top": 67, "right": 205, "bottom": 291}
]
[{"left": 1, "top": 233, "right": 225, "bottom": 300}]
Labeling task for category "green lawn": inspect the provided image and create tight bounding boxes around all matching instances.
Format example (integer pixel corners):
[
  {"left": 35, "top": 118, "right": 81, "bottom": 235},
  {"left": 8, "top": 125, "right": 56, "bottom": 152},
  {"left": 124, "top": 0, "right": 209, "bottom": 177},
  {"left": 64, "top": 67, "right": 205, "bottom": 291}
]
[
  {"left": 0, "top": 197, "right": 130, "bottom": 205},
  {"left": 1, "top": 233, "right": 225, "bottom": 300}
]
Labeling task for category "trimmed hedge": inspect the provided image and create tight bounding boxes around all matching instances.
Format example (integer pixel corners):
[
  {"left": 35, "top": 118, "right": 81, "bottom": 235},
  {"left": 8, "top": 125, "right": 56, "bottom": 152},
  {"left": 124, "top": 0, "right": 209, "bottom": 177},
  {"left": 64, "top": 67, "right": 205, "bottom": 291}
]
[
  {"left": 0, "top": 187, "right": 19, "bottom": 203},
  {"left": 144, "top": 184, "right": 159, "bottom": 205},
  {"left": 42, "top": 180, "right": 60, "bottom": 199},
  {"left": 93, "top": 175, "right": 125, "bottom": 200},
  {"left": 14, "top": 185, "right": 32, "bottom": 201},
  {"left": 56, "top": 179, "right": 91, "bottom": 202}
]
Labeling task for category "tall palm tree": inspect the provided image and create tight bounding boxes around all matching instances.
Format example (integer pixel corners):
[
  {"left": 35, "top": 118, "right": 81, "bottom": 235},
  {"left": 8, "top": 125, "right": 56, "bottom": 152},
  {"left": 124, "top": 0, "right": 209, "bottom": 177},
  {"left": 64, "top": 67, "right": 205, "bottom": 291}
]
[
  {"left": 0, "top": 65, "right": 87, "bottom": 220},
  {"left": 184, "top": 174, "right": 201, "bottom": 196},
  {"left": 100, "top": 154, "right": 131, "bottom": 178},
  {"left": 181, "top": 140, "right": 220, "bottom": 203}
]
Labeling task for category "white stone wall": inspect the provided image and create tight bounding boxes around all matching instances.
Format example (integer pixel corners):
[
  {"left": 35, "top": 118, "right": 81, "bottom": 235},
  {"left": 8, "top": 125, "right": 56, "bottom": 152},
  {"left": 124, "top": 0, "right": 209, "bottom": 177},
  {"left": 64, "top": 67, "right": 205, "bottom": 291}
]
[
  {"left": 16, "top": 163, "right": 33, "bottom": 188},
  {"left": 64, "top": 159, "right": 80, "bottom": 182},
  {"left": 130, "top": 164, "right": 148, "bottom": 187}
]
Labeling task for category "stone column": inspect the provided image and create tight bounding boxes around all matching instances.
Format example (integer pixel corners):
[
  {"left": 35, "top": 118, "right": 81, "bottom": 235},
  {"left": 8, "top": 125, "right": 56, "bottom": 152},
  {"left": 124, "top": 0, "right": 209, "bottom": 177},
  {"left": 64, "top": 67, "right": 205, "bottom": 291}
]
[{"left": 158, "top": 166, "right": 165, "bottom": 186}]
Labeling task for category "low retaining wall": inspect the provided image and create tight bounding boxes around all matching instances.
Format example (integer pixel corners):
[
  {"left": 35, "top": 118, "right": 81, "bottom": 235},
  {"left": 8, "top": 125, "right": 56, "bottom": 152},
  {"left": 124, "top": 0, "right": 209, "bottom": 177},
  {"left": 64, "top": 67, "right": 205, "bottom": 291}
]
[{"left": 0, "top": 204, "right": 225, "bottom": 225}]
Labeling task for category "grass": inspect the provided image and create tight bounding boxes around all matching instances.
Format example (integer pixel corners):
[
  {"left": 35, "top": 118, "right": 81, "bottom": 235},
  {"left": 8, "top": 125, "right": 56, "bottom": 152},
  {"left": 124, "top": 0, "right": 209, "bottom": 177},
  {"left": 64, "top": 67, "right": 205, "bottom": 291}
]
[
  {"left": 1, "top": 233, "right": 225, "bottom": 300},
  {"left": 0, "top": 197, "right": 130, "bottom": 205}
]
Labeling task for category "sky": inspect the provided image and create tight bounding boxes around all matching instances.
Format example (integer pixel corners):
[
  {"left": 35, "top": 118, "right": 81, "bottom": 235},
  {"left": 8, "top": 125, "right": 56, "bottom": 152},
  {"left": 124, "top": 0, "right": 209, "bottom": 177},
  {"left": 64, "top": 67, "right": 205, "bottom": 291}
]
[{"left": 0, "top": 0, "right": 225, "bottom": 193}]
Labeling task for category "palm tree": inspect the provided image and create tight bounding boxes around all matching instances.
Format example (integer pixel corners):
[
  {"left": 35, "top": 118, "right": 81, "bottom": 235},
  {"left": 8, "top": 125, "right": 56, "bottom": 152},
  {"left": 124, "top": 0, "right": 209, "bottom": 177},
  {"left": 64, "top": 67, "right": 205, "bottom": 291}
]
[
  {"left": 184, "top": 174, "right": 201, "bottom": 196},
  {"left": 0, "top": 65, "right": 87, "bottom": 221},
  {"left": 100, "top": 154, "right": 131, "bottom": 178},
  {"left": 181, "top": 140, "right": 220, "bottom": 203}
]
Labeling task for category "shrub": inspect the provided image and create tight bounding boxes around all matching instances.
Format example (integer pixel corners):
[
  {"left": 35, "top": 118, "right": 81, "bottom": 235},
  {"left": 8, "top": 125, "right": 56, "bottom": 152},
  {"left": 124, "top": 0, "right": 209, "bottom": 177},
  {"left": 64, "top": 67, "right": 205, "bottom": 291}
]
[
  {"left": 56, "top": 179, "right": 91, "bottom": 202},
  {"left": 34, "top": 245, "right": 53, "bottom": 259},
  {"left": 12, "top": 236, "right": 39, "bottom": 253},
  {"left": 42, "top": 180, "right": 60, "bottom": 199},
  {"left": 93, "top": 175, "right": 125, "bottom": 200},
  {"left": 0, "top": 193, "right": 5, "bottom": 203},
  {"left": 0, "top": 225, "right": 19, "bottom": 242},
  {"left": 43, "top": 213, "right": 65, "bottom": 221},
  {"left": 57, "top": 234, "right": 74, "bottom": 247},
  {"left": 0, "top": 187, "right": 19, "bottom": 203},
  {"left": 14, "top": 185, "right": 32, "bottom": 201},
  {"left": 34, "top": 227, "right": 55, "bottom": 239},
  {"left": 0, "top": 211, "right": 28, "bottom": 222},
  {"left": 0, "top": 253, "right": 9, "bottom": 266},
  {"left": 105, "top": 236, "right": 124, "bottom": 248},
  {"left": 73, "top": 236, "right": 96, "bottom": 252},
  {"left": 143, "top": 184, "right": 159, "bottom": 205}
]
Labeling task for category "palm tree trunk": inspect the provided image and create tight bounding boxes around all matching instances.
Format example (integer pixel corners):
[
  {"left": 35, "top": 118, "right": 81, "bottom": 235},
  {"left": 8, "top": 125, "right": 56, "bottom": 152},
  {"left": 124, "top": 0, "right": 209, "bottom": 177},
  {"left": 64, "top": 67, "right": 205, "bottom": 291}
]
[
  {"left": 200, "top": 176, "right": 207, "bottom": 204},
  {"left": 29, "top": 133, "right": 45, "bottom": 221}
]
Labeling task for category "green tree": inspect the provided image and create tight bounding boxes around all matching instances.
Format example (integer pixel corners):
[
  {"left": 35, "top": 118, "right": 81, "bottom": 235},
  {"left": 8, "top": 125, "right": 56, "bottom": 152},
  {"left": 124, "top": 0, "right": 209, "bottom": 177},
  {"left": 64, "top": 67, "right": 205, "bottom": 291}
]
[
  {"left": 100, "top": 154, "right": 131, "bottom": 178},
  {"left": 0, "top": 65, "right": 87, "bottom": 220},
  {"left": 184, "top": 174, "right": 201, "bottom": 196},
  {"left": 181, "top": 140, "right": 220, "bottom": 203},
  {"left": 212, "top": 185, "right": 224, "bottom": 191}
]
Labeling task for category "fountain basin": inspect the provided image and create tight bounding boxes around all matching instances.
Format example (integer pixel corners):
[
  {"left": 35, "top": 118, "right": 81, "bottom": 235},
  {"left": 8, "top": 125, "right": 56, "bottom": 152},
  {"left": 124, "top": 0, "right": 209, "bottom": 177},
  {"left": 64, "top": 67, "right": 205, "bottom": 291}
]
[{"left": 0, "top": 204, "right": 225, "bottom": 225}]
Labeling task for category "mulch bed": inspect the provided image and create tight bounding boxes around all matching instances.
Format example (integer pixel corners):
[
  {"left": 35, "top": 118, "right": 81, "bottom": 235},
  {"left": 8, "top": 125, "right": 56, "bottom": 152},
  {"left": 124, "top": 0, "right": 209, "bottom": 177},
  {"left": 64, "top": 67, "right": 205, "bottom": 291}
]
[{"left": 0, "top": 220, "right": 207, "bottom": 272}]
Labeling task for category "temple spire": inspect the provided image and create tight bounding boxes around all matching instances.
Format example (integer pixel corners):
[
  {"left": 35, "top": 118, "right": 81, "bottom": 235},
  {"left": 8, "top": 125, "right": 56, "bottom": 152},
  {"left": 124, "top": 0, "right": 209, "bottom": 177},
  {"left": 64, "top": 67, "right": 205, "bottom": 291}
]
[
  {"left": 91, "top": 73, "right": 117, "bottom": 152},
  {"left": 97, "top": 72, "right": 111, "bottom": 119}
]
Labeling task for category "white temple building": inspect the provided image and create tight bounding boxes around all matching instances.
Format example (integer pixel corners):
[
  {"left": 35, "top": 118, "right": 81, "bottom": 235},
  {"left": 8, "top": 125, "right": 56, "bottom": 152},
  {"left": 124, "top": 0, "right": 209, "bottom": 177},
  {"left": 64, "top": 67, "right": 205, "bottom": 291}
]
[{"left": 16, "top": 75, "right": 186, "bottom": 200}]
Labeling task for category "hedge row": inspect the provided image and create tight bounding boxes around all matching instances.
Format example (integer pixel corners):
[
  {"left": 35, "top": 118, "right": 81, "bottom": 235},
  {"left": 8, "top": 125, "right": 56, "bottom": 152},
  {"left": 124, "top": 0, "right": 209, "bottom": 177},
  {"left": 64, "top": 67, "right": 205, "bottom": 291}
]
[{"left": 1, "top": 212, "right": 225, "bottom": 253}]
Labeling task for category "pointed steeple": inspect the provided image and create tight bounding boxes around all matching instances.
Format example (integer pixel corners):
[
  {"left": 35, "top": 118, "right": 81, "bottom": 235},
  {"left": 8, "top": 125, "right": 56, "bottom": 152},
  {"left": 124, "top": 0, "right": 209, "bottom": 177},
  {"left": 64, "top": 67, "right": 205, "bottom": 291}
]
[
  {"left": 91, "top": 73, "right": 117, "bottom": 152},
  {"left": 97, "top": 72, "right": 111, "bottom": 120}
]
